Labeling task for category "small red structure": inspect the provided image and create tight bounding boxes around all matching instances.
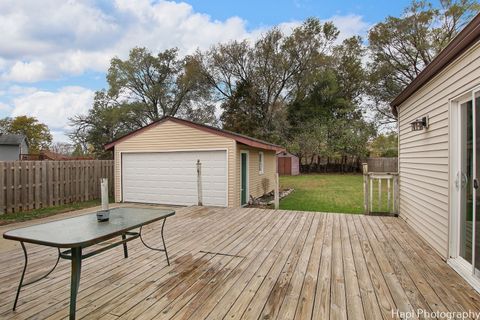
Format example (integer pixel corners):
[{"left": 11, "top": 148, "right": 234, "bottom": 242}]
[
  {"left": 20, "top": 150, "right": 94, "bottom": 161},
  {"left": 277, "top": 151, "right": 300, "bottom": 176}
]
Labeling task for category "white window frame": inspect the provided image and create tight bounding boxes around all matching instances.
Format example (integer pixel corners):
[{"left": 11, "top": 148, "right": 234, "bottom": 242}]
[{"left": 258, "top": 151, "right": 264, "bottom": 175}]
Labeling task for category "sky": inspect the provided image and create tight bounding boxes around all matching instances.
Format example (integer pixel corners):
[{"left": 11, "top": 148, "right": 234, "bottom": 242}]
[{"left": 0, "top": 0, "right": 412, "bottom": 142}]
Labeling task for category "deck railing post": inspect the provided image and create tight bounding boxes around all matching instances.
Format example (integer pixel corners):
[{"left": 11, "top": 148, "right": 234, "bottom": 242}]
[
  {"left": 387, "top": 178, "right": 391, "bottom": 213},
  {"left": 362, "top": 163, "right": 369, "bottom": 214},
  {"left": 274, "top": 173, "right": 279, "bottom": 209},
  {"left": 378, "top": 179, "right": 382, "bottom": 211},
  {"left": 197, "top": 160, "right": 203, "bottom": 206},
  {"left": 394, "top": 174, "right": 399, "bottom": 214}
]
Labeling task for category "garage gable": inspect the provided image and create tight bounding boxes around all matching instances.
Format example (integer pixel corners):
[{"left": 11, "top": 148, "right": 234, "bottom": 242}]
[
  {"left": 114, "top": 118, "right": 234, "bottom": 150},
  {"left": 105, "top": 116, "right": 284, "bottom": 152}
]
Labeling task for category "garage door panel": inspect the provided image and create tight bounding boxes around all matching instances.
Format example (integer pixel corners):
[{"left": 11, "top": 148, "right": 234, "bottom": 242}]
[{"left": 122, "top": 151, "right": 227, "bottom": 206}]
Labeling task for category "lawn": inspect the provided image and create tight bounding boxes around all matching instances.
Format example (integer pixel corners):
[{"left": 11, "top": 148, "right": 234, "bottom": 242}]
[
  {"left": 279, "top": 174, "right": 364, "bottom": 213},
  {"left": 0, "top": 198, "right": 112, "bottom": 225}
]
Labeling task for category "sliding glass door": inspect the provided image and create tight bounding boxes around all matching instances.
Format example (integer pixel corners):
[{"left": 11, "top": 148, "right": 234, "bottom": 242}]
[
  {"left": 476, "top": 91, "right": 480, "bottom": 274},
  {"left": 457, "top": 90, "right": 480, "bottom": 276}
]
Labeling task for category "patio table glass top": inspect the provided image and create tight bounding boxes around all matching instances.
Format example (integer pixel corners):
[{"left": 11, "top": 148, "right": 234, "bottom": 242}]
[{"left": 3, "top": 207, "right": 175, "bottom": 248}]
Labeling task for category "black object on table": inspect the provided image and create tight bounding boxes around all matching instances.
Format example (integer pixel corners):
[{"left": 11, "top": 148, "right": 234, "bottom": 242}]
[{"left": 3, "top": 207, "right": 175, "bottom": 320}]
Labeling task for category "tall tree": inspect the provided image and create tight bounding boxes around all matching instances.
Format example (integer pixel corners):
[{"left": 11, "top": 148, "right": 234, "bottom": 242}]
[
  {"left": 332, "top": 36, "right": 366, "bottom": 104},
  {"left": 286, "top": 69, "right": 375, "bottom": 170},
  {"left": 107, "top": 47, "right": 214, "bottom": 123},
  {"left": 367, "top": 0, "right": 480, "bottom": 124},
  {"left": 0, "top": 116, "right": 52, "bottom": 153},
  {"left": 70, "top": 47, "right": 217, "bottom": 157},
  {"left": 370, "top": 132, "right": 398, "bottom": 157},
  {"left": 198, "top": 18, "right": 339, "bottom": 140},
  {"left": 69, "top": 90, "right": 141, "bottom": 159}
]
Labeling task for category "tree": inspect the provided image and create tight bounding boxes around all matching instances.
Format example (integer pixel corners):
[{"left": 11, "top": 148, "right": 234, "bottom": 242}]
[
  {"left": 69, "top": 90, "right": 141, "bottom": 159},
  {"left": 0, "top": 116, "right": 52, "bottom": 153},
  {"left": 50, "top": 142, "right": 74, "bottom": 155},
  {"left": 286, "top": 68, "right": 375, "bottom": 171},
  {"left": 332, "top": 36, "right": 366, "bottom": 104},
  {"left": 367, "top": 0, "right": 480, "bottom": 124},
  {"left": 370, "top": 132, "right": 398, "bottom": 157},
  {"left": 70, "top": 47, "right": 218, "bottom": 157},
  {"left": 198, "top": 18, "right": 339, "bottom": 141},
  {"left": 287, "top": 70, "right": 350, "bottom": 128},
  {"left": 107, "top": 47, "right": 214, "bottom": 123},
  {"left": 220, "top": 80, "right": 267, "bottom": 139}
]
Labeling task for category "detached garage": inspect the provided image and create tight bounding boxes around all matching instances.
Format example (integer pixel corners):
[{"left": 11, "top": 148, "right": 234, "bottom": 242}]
[{"left": 105, "top": 116, "right": 284, "bottom": 207}]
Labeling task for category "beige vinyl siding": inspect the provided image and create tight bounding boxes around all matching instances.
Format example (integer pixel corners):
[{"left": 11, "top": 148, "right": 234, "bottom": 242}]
[
  {"left": 113, "top": 119, "right": 237, "bottom": 206},
  {"left": 235, "top": 146, "right": 276, "bottom": 206},
  {"left": 398, "top": 41, "right": 480, "bottom": 259}
]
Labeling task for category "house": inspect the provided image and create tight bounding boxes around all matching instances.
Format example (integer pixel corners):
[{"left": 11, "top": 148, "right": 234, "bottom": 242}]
[
  {"left": 105, "top": 116, "right": 284, "bottom": 207},
  {"left": 391, "top": 13, "right": 480, "bottom": 290},
  {"left": 0, "top": 134, "right": 28, "bottom": 161},
  {"left": 276, "top": 151, "right": 300, "bottom": 175}
]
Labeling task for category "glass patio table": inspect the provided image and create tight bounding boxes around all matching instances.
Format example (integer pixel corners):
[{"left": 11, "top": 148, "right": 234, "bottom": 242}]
[{"left": 3, "top": 207, "right": 175, "bottom": 320}]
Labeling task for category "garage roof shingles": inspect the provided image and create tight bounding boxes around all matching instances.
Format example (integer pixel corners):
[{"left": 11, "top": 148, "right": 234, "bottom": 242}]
[
  {"left": 104, "top": 116, "right": 285, "bottom": 152},
  {"left": 0, "top": 134, "right": 26, "bottom": 146}
]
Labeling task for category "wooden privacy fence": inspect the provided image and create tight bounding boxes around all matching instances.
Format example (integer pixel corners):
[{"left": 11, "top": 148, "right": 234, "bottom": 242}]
[
  {"left": 362, "top": 163, "right": 399, "bottom": 215},
  {"left": 366, "top": 157, "right": 398, "bottom": 173},
  {"left": 0, "top": 160, "right": 114, "bottom": 214}
]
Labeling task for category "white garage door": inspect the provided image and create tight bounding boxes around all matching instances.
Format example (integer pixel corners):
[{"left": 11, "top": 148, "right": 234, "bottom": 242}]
[{"left": 122, "top": 151, "right": 227, "bottom": 206}]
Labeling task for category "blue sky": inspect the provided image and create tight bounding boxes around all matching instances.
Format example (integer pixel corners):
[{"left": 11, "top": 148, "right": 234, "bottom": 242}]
[{"left": 0, "top": 0, "right": 412, "bottom": 142}]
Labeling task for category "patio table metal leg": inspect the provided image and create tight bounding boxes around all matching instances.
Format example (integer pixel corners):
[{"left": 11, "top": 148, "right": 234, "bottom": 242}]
[
  {"left": 160, "top": 218, "right": 170, "bottom": 265},
  {"left": 13, "top": 242, "right": 61, "bottom": 311},
  {"left": 13, "top": 242, "right": 28, "bottom": 311},
  {"left": 69, "top": 247, "right": 82, "bottom": 320},
  {"left": 122, "top": 234, "right": 128, "bottom": 258},
  {"left": 139, "top": 218, "right": 170, "bottom": 265}
]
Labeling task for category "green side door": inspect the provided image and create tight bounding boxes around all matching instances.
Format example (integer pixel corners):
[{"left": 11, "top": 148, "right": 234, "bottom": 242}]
[{"left": 241, "top": 153, "right": 247, "bottom": 206}]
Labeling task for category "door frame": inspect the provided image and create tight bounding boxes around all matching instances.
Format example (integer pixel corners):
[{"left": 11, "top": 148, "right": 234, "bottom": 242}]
[
  {"left": 240, "top": 150, "right": 249, "bottom": 206},
  {"left": 448, "top": 87, "right": 480, "bottom": 292}
]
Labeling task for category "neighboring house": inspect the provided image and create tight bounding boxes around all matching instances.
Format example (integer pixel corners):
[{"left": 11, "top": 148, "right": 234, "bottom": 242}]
[
  {"left": 105, "top": 116, "right": 284, "bottom": 207},
  {"left": 391, "top": 14, "right": 480, "bottom": 290},
  {"left": 0, "top": 134, "right": 28, "bottom": 161},
  {"left": 277, "top": 151, "right": 300, "bottom": 176}
]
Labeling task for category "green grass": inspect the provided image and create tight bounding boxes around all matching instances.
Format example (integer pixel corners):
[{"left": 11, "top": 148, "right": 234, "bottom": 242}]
[
  {"left": 280, "top": 173, "right": 395, "bottom": 213},
  {"left": 279, "top": 174, "right": 365, "bottom": 213},
  {"left": 0, "top": 199, "right": 112, "bottom": 225}
]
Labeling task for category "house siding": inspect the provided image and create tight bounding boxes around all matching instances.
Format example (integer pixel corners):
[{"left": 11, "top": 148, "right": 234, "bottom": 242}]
[
  {"left": 235, "top": 145, "right": 277, "bottom": 205},
  {"left": 398, "top": 41, "right": 480, "bottom": 259},
  {"left": 113, "top": 119, "right": 237, "bottom": 207}
]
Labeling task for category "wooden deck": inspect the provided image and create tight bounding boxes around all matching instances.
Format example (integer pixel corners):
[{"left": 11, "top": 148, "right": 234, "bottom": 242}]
[{"left": 1, "top": 206, "right": 480, "bottom": 319}]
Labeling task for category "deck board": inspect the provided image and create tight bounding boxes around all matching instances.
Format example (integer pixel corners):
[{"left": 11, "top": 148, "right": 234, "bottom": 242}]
[{"left": 0, "top": 206, "right": 479, "bottom": 319}]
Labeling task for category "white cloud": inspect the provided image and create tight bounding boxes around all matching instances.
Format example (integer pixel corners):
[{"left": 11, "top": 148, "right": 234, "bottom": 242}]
[
  {"left": 0, "top": 0, "right": 250, "bottom": 81},
  {"left": 0, "top": 1, "right": 370, "bottom": 82},
  {"left": 328, "top": 14, "right": 371, "bottom": 41},
  {"left": 0, "top": 102, "right": 12, "bottom": 112},
  {"left": 2, "top": 61, "right": 49, "bottom": 82},
  {"left": 0, "top": 1, "right": 371, "bottom": 141},
  {"left": 10, "top": 86, "right": 94, "bottom": 135},
  {"left": 7, "top": 85, "right": 38, "bottom": 96}
]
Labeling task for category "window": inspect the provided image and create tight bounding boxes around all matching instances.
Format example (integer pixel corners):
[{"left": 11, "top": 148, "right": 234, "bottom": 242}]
[{"left": 258, "top": 152, "right": 264, "bottom": 174}]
